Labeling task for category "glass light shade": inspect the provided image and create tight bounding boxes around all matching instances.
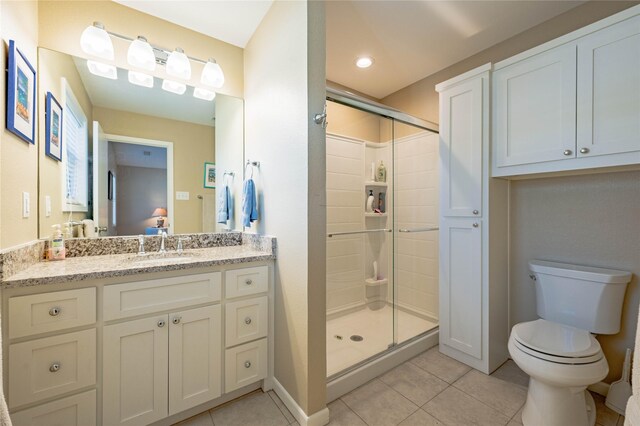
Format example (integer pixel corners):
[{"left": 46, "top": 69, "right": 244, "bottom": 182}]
[
  {"left": 127, "top": 36, "right": 156, "bottom": 71},
  {"left": 87, "top": 60, "right": 117, "bottom": 80},
  {"left": 193, "top": 87, "right": 216, "bottom": 101},
  {"left": 128, "top": 70, "right": 153, "bottom": 88},
  {"left": 80, "top": 22, "right": 114, "bottom": 60},
  {"left": 165, "top": 48, "right": 191, "bottom": 80},
  {"left": 200, "top": 59, "right": 225, "bottom": 89},
  {"left": 162, "top": 79, "right": 186, "bottom": 95}
]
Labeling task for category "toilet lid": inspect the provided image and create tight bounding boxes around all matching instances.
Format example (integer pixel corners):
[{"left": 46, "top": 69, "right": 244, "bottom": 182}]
[{"left": 512, "top": 319, "right": 602, "bottom": 362}]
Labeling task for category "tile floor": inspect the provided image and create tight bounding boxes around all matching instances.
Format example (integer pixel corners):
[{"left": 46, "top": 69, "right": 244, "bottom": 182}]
[{"left": 176, "top": 347, "right": 626, "bottom": 426}]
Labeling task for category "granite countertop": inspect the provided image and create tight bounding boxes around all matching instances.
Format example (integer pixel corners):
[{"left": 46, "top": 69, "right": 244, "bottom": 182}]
[{"left": 3, "top": 245, "right": 275, "bottom": 288}]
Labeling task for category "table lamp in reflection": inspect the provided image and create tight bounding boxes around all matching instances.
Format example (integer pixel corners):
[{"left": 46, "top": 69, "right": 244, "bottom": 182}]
[{"left": 152, "top": 207, "right": 167, "bottom": 228}]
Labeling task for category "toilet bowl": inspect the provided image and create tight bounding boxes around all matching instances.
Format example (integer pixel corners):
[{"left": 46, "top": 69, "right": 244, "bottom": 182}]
[{"left": 509, "top": 260, "right": 631, "bottom": 426}]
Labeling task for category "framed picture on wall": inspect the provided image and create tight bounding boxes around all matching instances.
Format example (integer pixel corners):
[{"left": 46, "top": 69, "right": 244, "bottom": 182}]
[
  {"left": 6, "top": 40, "right": 36, "bottom": 144},
  {"left": 204, "top": 162, "right": 216, "bottom": 188},
  {"left": 45, "top": 92, "right": 63, "bottom": 161}
]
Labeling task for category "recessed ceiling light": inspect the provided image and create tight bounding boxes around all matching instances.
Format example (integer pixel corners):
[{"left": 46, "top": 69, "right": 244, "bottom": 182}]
[{"left": 356, "top": 56, "right": 374, "bottom": 68}]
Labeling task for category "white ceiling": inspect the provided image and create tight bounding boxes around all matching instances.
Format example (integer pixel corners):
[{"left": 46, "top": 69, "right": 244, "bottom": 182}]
[
  {"left": 327, "top": 1, "right": 585, "bottom": 99},
  {"left": 113, "top": 0, "right": 273, "bottom": 48},
  {"left": 111, "top": 142, "right": 167, "bottom": 169}
]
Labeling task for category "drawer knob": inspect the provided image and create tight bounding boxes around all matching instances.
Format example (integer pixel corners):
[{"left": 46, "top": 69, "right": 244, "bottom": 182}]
[
  {"left": 473, "top": 223, "right": 479, "bottom": 228},
  {"left": 580, "top": 147, "right": 590, "bottom": 154},
  {"left": 563, "top": 149, "right": 573, "bottom": 156},
  {"left": 244, "top": 317, "right": 252, "bottom": 325},
  {"left": 49, "top": 363, "right": 60, "bottom": 373},
  {"left": 245, "top": 279, "right": 253, "bottom": 285},
  {"left": 158, "top": 320, "right": 166, "bottom": 328},
  {"left": 172, "top": 316, "right": 182, "bottom": 325},
  {"left": 244, "top": 361, "right": 251, "bottom": 368},
  {"left": 472, "top": 210, "right": 479, "bottom": 215},
  {"left": 49, "top": 307, "right": 61, "bottom": 316}
]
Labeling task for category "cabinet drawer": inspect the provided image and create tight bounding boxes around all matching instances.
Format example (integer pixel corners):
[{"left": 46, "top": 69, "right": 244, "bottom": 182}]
[
  {"left": 225, "top": 266, "right": 268, "bottom": 299},
  {"left": 9, "top": 329, "right": 96, "bottom": 408},
  {"left": 11, "top": 389, "right": 96, "bottom": 426},
  {"left": 225, "top": 296, "right": 268, "bottom": 347},
  {"left": 8, "top": 288, "right": 96, "bottom": 339},
  {"left": 224, "top": 339, "right": 268, "bottom": 392},
  {"left": 103, "top": 272, "right": 221, "bottom": 321}
]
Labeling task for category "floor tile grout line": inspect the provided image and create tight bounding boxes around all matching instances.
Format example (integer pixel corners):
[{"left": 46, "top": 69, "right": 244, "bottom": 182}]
[
  {"left": 267, "top": 390, "right": 296, "bottom": 423},
  {"left": 337, "top": 395, "right": 374, "bottom": 426},
  {"left": 444, "top": 383, "right": 520, "bottom": 422}
]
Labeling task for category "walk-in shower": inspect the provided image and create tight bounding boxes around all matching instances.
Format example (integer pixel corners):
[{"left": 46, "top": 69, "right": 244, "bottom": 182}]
[{"left": 325, "top": 88, "right": 440, "bottom": 395}]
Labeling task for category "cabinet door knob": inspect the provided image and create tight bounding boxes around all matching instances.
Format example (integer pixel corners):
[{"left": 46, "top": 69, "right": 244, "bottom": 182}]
[
  {"left": 172, "top": 316, "right": 182, "bottom": 325},
  {"left": 472, "top": 210, "right": 479, "bottom": 215},
  {"left": 244, "top": 317, "right": 252, "bottom": 325},
  {"left": 157, "top": 320, "right": 166, "bottom": 328},
  {"left": 580, "top": 147, "right": 590, "bottom": 154},
  {"left": 245, "top": 279, "right": 253, "bottom": 285},
  {"left": 244, "top": 361, "right": 252, "bottom": 368},
  {"left": 49, "top": 307, "right": 61, "bottom": 316},
  {"left": 472, "top": 223, "right": 479, "bottom": 228},
  {"left": 49, "top": 363, "right": 60, "bottom": 373},
  {"left": 563, "top": 149, "right": 573, "bottom": 156}
]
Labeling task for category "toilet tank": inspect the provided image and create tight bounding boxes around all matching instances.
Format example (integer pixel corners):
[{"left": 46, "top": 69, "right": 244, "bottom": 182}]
[{"left": 529, "top": 260, "right": 632, "bottom": 334}]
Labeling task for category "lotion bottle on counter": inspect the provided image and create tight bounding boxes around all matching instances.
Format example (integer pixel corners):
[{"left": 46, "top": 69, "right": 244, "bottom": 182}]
[{"left": 48, "top": 224, "right": 66, "bottom": 261}]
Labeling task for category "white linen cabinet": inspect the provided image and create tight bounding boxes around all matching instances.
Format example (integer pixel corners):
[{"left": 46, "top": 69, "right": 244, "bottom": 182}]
[{"left": 437, "top": 64, "right": 509, "bottom": 374}]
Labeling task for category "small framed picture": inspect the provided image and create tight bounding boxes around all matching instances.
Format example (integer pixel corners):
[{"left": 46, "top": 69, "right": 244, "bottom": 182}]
[
  {"left": 204, "top": 162, "right": 216, "bottom": 188},
  {"left": 7, "top": 40, "right": 36, "bottom": 144},
  {"left": 45, "top": 92, "right": 63, "bottom": 161}
]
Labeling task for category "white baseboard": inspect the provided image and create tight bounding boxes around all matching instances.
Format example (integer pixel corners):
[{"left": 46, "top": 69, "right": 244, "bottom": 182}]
[
  {"left": 272, "top": 377, "right": 330, "bottom": 426},
  {"left": 588, "top": 381, "right": 610, "bottom": 397}
]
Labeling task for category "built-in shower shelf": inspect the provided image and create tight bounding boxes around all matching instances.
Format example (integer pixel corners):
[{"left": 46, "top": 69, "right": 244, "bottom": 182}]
[
  {"left": 365, "top": 213, "right": 387, "bottom": 218},
  {"left": 364, "top": 181, "right": 388, "bottom": 187},
  {"left": 365, "top": 278, "right": 388, "bottom": 287}
]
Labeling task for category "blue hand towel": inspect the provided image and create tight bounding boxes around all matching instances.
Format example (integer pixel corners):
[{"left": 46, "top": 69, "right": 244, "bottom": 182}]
[
  {"left": 216, "top": 183, "right": 231, "bottom": 224},
  {"left": 242, "top": 178, "right": 258, "bottom": 227}
]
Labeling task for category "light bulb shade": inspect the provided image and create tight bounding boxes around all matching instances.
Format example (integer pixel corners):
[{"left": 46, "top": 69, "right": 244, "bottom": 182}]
[
  {"left": 127, "top": 36, "right": 156, "bottom": 71},
  {"left": 193, "top": 87, "right": 216, "bottom": 101},
  {"left": 162, "top": 79, "right": 186, "bottom": 95},
  {"left": 80, "top": 23, "right": 114, "bottom": 60},
  {"left": 166, "top": 48, "right": 191, "bottom": 80},
  {"left": 87, "top": 60, "right": 117, "bottom": 80},
  {"left": 128, "top": 70, "right": 153, "bottom": 88},
  {"left": 201, "top": 60, "right": 225, "bottom": 89},
  {"left": 152, "top": 207, "right": 167, "bottom": 217}
]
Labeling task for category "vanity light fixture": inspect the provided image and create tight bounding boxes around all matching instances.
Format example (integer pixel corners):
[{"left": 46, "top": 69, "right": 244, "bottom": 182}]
[
  {"left": 201, "top": 59, "right": 225, "bottom": 89},
  {"left": 356, "top": 56, "right": 374, "bottom": 68},
  {"left": 80, "top": 22, "right": 114, "bottom": 60},
  {"left": 166, "top": 47, "right": 191, "bottom": 80},
  {"left": 162, "top": 79, "right": 186, "bottom": 95},
  {"left": 127, "top": 36, "right": 155, "bottom": 71},
  {"left": 87, "top": 60, "right": 117, "bottom": 80},
  {"left": 193, "top": 87, "right": 216, "bottom": 101},
  {"left": 128, "top": 70, "right": 154, "bottom": 88}
]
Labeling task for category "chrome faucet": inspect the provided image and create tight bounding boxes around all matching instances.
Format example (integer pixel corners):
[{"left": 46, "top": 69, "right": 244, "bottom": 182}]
[
  {"left": 159, "top": 231, "right": 167, "bottom": 254},
  {"left": 177, "top": 236, "right": 191, "bottom": 254},
  {"left": 137, "top": 235, "right": 146, "bottom": 255}
]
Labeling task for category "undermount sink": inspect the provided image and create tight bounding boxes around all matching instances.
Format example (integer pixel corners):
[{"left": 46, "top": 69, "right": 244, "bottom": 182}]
[{"left": 129, "top": 253, "right": 195, "bottom": 266}]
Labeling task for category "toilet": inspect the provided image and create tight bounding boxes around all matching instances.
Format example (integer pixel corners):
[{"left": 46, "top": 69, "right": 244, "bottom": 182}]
[{"left": 508, "top": 260, "right": 632, "bottom": 426}]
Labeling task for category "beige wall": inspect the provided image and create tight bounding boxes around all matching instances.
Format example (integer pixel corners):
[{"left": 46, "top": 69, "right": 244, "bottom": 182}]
[
  {"left": 38, "top": 48, "right": 93, "bottom": 236},
  {"left": 327, "top": 100, "right": 381, "bottom": 142},
  {"left": 38, "top": 0, "right": 244, "bottom": 98},
  {"left": 93, "top": 107, "right": 214, "bottom": 234},
  {"left": 244, "top": 0, "right": 327, "bottom": 416},
  {"left": 1, "top": 0, "right": 39, "bottom": 249}
]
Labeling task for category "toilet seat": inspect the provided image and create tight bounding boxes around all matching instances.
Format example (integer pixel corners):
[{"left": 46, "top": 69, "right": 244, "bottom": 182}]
[{"left": 512, "top": 319, "right": 603, "bottom": 365}]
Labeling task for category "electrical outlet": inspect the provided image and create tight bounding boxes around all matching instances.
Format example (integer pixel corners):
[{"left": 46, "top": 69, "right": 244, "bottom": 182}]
[
  {"left": 176, "top": 191, "right": 190, "bottom": 201},
  {"left": 45, "top": 195, "right": 52, "bottom": 217},
  {"left": 22, "top": 192, "right": 30, "bottom": 218}
]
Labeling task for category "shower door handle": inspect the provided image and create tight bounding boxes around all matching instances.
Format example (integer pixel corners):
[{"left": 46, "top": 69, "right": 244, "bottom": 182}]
[
  {"left": 397, "top": 227, "right": 439, "bottom": 233},
  {"left": 327, "top": 229, "right": 392, "bottom": 237}
]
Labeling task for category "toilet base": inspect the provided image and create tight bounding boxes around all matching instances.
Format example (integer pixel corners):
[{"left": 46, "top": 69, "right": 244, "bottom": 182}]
[{"left": 522, "top": 379, "right": 596, "bottom": 426}]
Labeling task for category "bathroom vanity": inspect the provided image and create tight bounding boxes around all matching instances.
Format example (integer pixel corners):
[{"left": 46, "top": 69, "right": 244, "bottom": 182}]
[{"left": 0, "top": 233, "right": 276, "bottom": 426}]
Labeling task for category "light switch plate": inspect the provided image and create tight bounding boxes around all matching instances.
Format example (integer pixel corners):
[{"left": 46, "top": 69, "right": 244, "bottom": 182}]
[
  {"left": 176, "top": 191, "right": 190, "bottom": 201},
  {"left": 22, "top": 192, "right": 30, "bottom": 218},
  {"left": 45, "top": 196, "right": 52, "bottom": 217}
]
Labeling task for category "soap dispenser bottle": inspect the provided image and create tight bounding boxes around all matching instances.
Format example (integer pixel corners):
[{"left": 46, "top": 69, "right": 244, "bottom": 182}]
[
  {"left": 376, "top": 160, "right": 387, "bottom": 182},
  {"left": 366, "top": 190, "right": 375, "bottom": 212},
  {"left": 48, "top": 224, "right": 66, "bottom": 261}
]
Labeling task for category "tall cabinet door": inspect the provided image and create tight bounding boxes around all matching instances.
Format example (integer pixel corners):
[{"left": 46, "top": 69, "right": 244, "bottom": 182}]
[
  {"left": 103, "top": 316, "right": 169, "bottom": 426},
  {"left": 494, "top": 43, "right": 577, "bottom": 167},
  {"left": 577, "top": 15, "right": 640, "bottom": 157},
  {"left": 440, "top": 78, "right": 483, "bottom": 217},
  {"left": 169, "top": 305, "right": 222, "bottom": 415},
  {"left": 439, "top": 218, "right": 482, "bottom": 359}
]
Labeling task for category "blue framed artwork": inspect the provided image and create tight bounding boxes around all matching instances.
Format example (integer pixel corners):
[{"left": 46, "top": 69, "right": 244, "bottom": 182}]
[
  {"left": 6, "top": 40, "right": 37, "bottom": 144},
  {"left": 204, "top": 162, "right": 216, "bottom": 188},
  {"left": 45, "top": 92, "right": 63, "bottom": 161}
]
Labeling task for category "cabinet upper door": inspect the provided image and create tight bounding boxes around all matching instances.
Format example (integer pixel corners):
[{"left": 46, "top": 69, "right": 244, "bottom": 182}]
[
  {"left": 103, "top": 316, "right": 168, "bottom": 426},
  {"left": 577, "top": 15, "right": 640, "bottom": 158},
  {"left": 494, "top": 44, "right": 577, "bottom": 167},
  {"left": 440, "top": 77, "right": 483, "bottom": 217}
]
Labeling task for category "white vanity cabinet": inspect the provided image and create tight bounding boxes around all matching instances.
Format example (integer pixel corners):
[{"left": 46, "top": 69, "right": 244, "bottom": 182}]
[{"left": 492, "top": 7, "right": 640, "bottom": 177}]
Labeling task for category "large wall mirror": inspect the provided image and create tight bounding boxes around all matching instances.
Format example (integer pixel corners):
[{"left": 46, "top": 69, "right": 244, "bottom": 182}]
[{"left": 37, "top": 47, "right": 244, "bottom": 239}]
